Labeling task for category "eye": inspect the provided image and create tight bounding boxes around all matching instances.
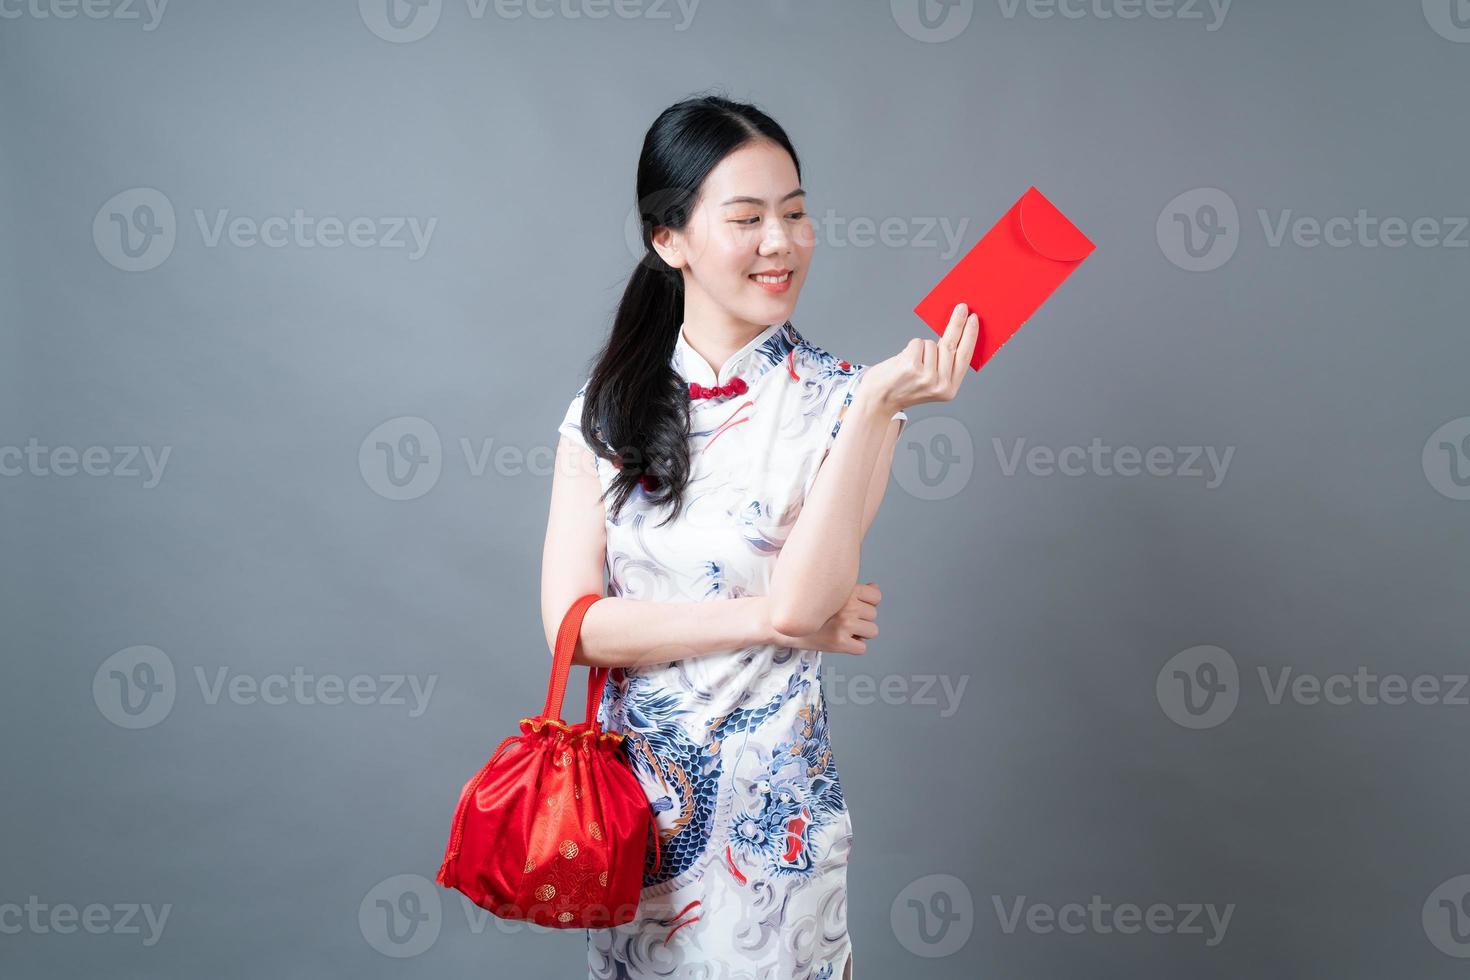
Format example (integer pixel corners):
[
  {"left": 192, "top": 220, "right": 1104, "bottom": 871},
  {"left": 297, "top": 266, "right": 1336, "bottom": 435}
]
[{"left": 732, "top": 211, "right": 806, "bottom": 226}]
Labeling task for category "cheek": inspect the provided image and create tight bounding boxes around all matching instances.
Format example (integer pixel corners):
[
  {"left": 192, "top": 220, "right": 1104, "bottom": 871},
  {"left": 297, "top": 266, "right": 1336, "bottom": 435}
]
[{"left": 708, "top": 233, "right": 758, "bottom": 277}]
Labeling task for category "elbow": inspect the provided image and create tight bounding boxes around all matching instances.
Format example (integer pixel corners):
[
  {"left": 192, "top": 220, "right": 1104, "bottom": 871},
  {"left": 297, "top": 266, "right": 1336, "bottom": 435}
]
[{"left": 768, "top": 600, "right": 826, "bottom": 639}]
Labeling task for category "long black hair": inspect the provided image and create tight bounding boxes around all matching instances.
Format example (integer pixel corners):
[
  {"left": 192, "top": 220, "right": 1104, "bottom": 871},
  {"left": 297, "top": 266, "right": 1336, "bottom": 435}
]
[{"left": 579, "top": 92, "right": 802, "bottom": 524}]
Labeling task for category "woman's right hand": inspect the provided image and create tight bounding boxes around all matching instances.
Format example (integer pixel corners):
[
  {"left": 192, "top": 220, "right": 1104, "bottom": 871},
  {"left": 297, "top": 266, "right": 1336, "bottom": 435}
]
[
  {"left": 857, "top": 302, "right": 979, "bottom": 415},
  {"left": 772, "top": 582, "right": 881, "bottom": 655}
]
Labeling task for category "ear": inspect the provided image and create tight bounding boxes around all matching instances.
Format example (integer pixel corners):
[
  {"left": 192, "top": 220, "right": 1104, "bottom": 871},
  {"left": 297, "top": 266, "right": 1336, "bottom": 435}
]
[{"left": 650, "top": 225, "right": 685, "bottom": 269}]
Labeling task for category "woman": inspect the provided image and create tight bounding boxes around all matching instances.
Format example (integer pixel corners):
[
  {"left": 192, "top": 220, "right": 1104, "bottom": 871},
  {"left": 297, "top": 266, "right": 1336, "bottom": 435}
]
[{"left": 541, "top": 93, "right": 978, "bottom": 979}]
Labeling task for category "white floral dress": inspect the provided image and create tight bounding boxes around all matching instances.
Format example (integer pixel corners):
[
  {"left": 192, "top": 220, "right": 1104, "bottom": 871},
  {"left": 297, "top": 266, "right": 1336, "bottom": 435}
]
[{"left": 559, "top": 320, "right": 903, "bottom": 979}]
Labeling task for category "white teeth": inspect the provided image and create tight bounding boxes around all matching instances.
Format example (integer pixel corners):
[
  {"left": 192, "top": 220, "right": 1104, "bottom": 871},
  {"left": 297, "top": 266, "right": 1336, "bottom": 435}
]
[{"left": 752, "top": 272, "right": 791, "bottom": 284}]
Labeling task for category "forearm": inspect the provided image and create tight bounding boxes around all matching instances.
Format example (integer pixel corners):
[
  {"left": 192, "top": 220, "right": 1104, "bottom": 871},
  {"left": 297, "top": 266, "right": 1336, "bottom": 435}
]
[
  {"left": 767, "top": 389, "right": 894, "bottom": 635},
  {"left": 568, "top": 596, "right": 779, "bottom": 669}
]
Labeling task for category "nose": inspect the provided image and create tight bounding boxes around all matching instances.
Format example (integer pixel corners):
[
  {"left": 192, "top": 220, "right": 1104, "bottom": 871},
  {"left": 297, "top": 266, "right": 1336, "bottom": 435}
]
[{"left": 759, "top": 214, "right": 795, "bottom": 256}]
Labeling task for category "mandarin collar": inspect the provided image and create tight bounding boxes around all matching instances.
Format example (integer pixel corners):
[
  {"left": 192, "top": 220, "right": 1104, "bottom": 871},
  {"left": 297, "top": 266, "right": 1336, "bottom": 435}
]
[{"left": 673, "top": 320, "right": 796, "bottom": 387}]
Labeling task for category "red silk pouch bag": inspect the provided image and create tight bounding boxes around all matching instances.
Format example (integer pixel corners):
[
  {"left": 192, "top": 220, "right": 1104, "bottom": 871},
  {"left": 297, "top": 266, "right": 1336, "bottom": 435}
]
[{"left": 434, "top": 594, "right": 660, "bottom": 928}]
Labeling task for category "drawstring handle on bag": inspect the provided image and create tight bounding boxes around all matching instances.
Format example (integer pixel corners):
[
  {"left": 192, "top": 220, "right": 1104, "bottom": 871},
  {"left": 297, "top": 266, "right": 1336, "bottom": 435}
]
[
  {"left": 540, "top": 593, "right": 610, "bottom": 735},
  {"left": 540, "top": 594, "right": 661, "bottom": 873}
]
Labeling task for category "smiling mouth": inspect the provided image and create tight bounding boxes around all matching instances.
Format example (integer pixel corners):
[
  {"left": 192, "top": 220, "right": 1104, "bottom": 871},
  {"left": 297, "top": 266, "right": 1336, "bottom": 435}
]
[{"left": 749, "top": 271, "right": 792, "bottom": 284}]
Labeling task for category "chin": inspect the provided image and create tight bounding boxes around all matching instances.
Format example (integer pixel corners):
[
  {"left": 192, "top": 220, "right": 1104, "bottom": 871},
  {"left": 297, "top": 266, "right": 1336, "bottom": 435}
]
[{"left": 753, "top": 289, "right": 800, "bottom": 314}]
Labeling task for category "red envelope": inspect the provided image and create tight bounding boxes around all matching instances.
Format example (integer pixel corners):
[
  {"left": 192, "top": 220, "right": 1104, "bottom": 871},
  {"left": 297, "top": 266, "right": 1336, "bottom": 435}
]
[{"left": 914, "top": 186, "right": 1095, "bottom": 371}]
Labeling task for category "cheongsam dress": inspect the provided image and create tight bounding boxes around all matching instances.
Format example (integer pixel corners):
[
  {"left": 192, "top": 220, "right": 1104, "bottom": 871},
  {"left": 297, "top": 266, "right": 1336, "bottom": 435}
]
[{"left": 558, "top": 320, "right": 904, "bottom": 980}]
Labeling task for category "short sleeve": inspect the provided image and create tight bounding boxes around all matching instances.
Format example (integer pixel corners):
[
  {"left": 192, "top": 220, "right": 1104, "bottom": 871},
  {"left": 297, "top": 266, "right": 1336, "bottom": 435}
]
[
  {"left": 802, "top": 365, "right": 906, "bottom": 498},
  {"left": 558, "top": 382, "right": 589, "bottom": 445},
  {"left": 560, "top": 381, "right": 619, "bottom": 455},
  {"left": 558, "top": 382, "right": 617, "bottom": 491},
  {"left": 827, "top": 367, "right": 907, "bottom": 446}
]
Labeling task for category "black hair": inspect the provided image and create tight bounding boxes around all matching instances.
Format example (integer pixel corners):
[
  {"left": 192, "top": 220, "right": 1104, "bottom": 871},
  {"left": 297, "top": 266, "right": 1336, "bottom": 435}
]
[{"left": 579, "top": 91, "right": 801, "bottom": 524}]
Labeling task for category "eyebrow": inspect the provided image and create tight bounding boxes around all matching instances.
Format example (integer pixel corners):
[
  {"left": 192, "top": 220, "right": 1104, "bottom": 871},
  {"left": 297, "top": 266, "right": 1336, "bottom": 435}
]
[{"left": 719, "top": 188, "right": 806, "bottom": 207}]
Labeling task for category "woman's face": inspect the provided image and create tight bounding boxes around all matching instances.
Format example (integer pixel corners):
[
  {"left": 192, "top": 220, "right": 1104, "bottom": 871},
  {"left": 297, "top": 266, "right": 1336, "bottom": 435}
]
[{"left": 654, "top": 140, "right": 814, "bottom": 331}]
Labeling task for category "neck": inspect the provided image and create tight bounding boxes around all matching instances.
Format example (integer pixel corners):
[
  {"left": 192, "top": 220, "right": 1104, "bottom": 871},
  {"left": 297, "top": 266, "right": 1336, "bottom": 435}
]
[{"left": 679, "top": 297, "right": 772, "bottom": 380}]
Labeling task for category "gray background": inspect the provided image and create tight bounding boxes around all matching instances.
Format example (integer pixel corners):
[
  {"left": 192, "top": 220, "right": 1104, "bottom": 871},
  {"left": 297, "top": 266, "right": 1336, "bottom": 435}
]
[{"left": 3, "top": 0, "right": 1469, "bottom": 977}]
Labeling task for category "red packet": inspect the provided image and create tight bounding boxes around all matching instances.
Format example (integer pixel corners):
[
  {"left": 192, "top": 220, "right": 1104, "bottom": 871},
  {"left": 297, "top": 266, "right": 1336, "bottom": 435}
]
[{"left": 914, "top": 186, "right": 1095, "bottom": 371}]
